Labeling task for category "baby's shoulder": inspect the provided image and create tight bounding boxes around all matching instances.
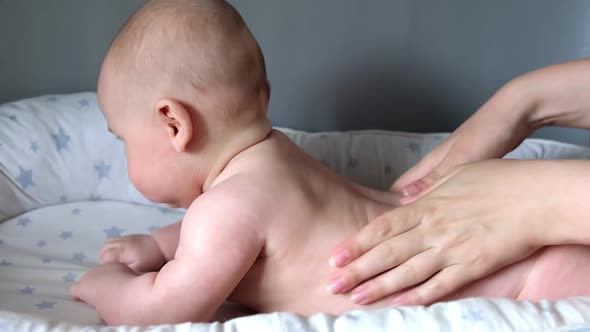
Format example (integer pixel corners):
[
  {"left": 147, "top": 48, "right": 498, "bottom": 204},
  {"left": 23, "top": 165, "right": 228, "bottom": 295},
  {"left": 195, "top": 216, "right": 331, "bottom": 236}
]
[{"left": 191, "top": 174, "right": 274, "bottom": 220}]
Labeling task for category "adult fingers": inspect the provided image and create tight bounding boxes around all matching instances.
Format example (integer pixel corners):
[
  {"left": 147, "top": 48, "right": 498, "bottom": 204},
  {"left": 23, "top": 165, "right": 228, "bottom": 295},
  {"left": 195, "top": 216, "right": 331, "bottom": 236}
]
[
  {"left": 390, "top": 264, "right": 477, "bottom": 306},
  {"left": 328, "top": 229, "right": 426, "bottom": 295},
  {"left": 347, "top": 249, "right": 443, "bottom": 305},
  {"left": 391, "top": 139, "right": 454, "bottom": 194},
  {"left": 329, "top": 207, "right": 419, "bottom": 268},
  {"left": 399, "top": 167, "right": 462, "bottom": 205}
]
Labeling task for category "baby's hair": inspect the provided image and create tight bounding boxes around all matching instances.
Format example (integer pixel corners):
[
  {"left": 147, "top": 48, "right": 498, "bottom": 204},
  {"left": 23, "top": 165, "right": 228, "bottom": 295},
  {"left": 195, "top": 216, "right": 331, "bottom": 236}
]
[{"left": 105, "top": 0, "right": 270, "bottom": 119}]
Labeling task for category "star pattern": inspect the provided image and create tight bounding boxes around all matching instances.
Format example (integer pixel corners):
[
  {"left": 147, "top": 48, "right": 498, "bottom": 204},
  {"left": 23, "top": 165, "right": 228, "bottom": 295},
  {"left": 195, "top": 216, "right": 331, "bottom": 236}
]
[
  {"left": 95, "top": 161, "right": 111, "bottom": 180},
  {"left": 17, "top": 218, "right": 31, "bottom": 227},
  {"left": 37, "top": 240, "right": 47, "bottom": 247},
  {"left": 78, "top": 99, "right": 90, "bottom": 108},
  {"left": 41, "top": 257, "right": 51, "bottom": 264},
  {"left": 73, "top": 252, "right": 87, "bottom": 262},
  {"left": 58, "top": 231, "right": 72, "bottom": 240},
  {"left": 30, "top": 141, "right": 39, "bottom": 152},
  {"left": 62, "top": 272, "right": 77, "bottom": 283},
  {"left": 72, "top": 208, "right": 81, "bottom": 215},
  {"left": 104, "top": 226, "right": 125, "bottom": 238},
  {"left": 20, "top": 286, "right": 35, "bottom": 294},
  {"left": 51, "top": 127, "right": 71, "bottom": 152},
  {"left": 16, "top": 167, "right": 34, "bottom": 190}
]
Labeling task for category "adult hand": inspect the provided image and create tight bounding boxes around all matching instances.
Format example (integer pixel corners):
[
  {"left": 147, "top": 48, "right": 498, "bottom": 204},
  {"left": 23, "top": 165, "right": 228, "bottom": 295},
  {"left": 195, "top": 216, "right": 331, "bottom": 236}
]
[
  {"left": 392, "top": 81, "right": 534, "bottom": 197},
  {"left": 328, "top": 159, "right": 590, "bottom": 306},
  {"left": 394, "top": 57, "right": 590, "bottom": 197}
]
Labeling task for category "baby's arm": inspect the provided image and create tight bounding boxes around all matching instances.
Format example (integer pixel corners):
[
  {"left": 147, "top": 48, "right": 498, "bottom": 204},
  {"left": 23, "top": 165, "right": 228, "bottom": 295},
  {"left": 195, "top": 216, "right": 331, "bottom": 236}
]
[
  {"left": 152, "top": 220, "right": 181, "bottom": 261},
  {"left": 100, "top": 221, "right": 181, "bottom": 272},
  {"left": 72, "top": 180, "right": 264, "bottom": 325}
]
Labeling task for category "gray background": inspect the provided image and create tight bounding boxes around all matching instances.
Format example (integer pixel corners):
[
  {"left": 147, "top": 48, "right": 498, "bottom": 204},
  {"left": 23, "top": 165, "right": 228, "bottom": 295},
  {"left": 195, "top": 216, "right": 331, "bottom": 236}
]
[{"left": 1, "top": 0, "right": 590, "bottom": 145}]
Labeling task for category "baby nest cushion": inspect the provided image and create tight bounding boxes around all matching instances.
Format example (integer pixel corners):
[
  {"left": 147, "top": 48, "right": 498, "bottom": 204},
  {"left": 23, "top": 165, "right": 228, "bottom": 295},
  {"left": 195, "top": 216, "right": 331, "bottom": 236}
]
[
  {"left": 0, "top": 93, "right": 152, "bottom": 222},
  {"left": 3, "top": 92, "right": 590, "bottom": 223}
]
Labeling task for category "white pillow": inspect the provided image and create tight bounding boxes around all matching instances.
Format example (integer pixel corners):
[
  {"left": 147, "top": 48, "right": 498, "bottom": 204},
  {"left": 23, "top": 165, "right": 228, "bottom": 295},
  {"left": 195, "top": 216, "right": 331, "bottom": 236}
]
[{"left": 0, "top": 93, "right": 150, "bottom": 222}]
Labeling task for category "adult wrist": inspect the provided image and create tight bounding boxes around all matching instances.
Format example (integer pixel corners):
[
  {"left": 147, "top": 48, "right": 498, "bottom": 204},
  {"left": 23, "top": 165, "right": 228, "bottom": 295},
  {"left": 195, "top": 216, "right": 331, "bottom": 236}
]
[{"left": 535, "top": 160, "right": 590, "bottom": 247}]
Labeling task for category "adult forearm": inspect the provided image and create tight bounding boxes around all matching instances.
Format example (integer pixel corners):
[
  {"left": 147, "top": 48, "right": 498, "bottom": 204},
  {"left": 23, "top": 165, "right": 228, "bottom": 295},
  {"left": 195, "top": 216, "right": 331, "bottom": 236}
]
[{"left": 514, "top": 58, "right": 590, "bottom": 129}]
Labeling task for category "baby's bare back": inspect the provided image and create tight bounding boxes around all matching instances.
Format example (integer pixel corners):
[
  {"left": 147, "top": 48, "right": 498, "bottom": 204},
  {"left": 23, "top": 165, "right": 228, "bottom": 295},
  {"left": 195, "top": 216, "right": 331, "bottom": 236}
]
[{"left": 226, "top": 131, "right": 400, "bottom": 314}]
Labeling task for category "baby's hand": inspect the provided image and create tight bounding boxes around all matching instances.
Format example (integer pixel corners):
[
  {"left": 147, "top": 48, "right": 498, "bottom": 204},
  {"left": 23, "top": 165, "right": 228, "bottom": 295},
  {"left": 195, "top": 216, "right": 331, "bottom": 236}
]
[
  {"left": 70, "top": 263, "right": 139, "bottom": 325},
  {"left": 100, "top": 235, "right": 166, "bottom": 273}
]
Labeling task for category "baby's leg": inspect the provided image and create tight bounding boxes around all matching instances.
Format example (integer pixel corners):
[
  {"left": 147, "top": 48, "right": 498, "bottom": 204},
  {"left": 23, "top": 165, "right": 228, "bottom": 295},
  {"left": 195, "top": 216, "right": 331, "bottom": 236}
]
[
  {"left": 440, "top": 250, "right": 543, "bottom": 301},
  {"left": 101, "top": 221, "right": 181, "bottom": 273},
  {"left": 442, "top": 244, "right": 590, "bottom": 302},
  {"left": 517, "top": 245, "right": 590, "bottom": 301}
]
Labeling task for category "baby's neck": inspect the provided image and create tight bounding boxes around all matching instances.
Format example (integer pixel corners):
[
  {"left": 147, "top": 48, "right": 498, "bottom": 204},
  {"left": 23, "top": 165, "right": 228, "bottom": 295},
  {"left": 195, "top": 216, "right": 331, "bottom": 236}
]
[{"left": 201, "top": 119, "right": 272, "bottom": 192}]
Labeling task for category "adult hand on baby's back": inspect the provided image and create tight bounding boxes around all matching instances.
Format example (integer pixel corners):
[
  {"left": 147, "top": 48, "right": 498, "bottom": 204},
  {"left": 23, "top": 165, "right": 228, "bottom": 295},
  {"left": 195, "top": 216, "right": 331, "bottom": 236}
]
[
  {"left": 392, "top": 79, "right": 534, "bottom": 197},
  {"left": 328, "top": 159, "right": 585, "bottom": 306}
]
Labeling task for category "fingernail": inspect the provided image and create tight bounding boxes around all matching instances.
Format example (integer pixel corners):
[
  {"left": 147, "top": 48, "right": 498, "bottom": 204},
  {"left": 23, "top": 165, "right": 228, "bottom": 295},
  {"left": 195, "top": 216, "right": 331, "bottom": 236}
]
[
  {"left": 351, "top": 288, "right": 369, "bottom": 305},
  {"left": 402, "top": 183, "right": 419, "bottom": 196},
  {"left": 327, "top": 277, "right": 346, "bottom": 294},
  {"left": 329, "top": 249, "right": 350, "bottom": 267}
]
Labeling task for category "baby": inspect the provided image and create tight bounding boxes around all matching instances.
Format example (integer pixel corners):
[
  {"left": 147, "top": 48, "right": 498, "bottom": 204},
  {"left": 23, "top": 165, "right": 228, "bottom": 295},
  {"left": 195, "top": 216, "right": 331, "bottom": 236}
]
[{"left": 71, "top": 0, "right": 590, "bottom": 326}]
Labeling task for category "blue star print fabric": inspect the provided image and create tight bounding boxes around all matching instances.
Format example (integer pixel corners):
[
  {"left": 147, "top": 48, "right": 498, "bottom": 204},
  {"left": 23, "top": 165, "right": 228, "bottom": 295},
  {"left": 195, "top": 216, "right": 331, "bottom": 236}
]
[
  {"left": 0, "top": 93, "right": 153, "bottom": 222},
  {"left": 0, "top": 200, "right": 182, "bottom": 325}
]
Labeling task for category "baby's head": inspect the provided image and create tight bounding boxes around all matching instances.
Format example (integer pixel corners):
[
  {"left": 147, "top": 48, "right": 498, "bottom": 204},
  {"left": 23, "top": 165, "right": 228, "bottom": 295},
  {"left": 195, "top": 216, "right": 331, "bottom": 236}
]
[{"left": 98, "top": 0, "right": 271, "bottom": 207}]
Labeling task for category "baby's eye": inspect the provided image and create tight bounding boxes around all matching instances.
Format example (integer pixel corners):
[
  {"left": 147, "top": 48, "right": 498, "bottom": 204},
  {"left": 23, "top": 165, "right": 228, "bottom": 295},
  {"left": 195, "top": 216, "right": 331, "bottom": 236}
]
[{"left": 115, "top": 136, "right": 123, "bottom": 142}]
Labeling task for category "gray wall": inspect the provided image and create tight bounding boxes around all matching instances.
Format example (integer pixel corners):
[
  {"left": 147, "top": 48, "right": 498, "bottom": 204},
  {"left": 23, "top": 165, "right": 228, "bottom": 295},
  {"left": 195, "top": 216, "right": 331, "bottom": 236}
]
[{"left": 1, "top": 1, "right": 590, "bottom": 144}]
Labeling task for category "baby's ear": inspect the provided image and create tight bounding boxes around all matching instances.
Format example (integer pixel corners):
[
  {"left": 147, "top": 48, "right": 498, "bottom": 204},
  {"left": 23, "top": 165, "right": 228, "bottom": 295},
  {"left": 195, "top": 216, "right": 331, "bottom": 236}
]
[{"left": 155, "top": 98, "right": 193, "bottom": 152}]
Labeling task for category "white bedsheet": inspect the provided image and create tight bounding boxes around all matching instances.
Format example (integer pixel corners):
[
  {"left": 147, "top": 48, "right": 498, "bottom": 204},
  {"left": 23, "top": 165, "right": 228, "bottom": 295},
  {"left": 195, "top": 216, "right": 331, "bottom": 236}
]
[{"left": 3, "top": 93, "right": 590, "bottom": 331}]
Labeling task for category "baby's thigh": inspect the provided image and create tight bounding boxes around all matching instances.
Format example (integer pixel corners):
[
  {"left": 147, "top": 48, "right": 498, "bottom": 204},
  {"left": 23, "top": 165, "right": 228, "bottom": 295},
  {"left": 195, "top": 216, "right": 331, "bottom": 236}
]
[{"left": 517, "top": 244, "right": 590, "bottom": 301}]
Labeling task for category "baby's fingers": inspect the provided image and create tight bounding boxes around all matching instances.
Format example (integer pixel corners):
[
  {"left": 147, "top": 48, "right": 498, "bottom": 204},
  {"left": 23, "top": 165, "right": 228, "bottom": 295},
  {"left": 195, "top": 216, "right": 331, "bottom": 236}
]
[
  {"left": 100, "top": 245, "right": 134, "bottom": 266},
  {"left": 329, "top": 207, "right": 418, "bottom": 268}
]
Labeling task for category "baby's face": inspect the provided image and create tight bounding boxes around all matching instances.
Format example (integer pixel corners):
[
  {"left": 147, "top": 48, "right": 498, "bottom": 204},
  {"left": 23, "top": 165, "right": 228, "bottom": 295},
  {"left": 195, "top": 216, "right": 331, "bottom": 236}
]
[{"left": 97, "top": 65, "right": 184, "bottom": 206}]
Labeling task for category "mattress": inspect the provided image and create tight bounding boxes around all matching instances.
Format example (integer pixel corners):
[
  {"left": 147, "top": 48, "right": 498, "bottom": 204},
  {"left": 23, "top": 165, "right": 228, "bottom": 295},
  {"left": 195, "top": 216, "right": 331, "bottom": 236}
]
[{"left": 2, "top": 93, "right": 590, "bottom": 331}]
